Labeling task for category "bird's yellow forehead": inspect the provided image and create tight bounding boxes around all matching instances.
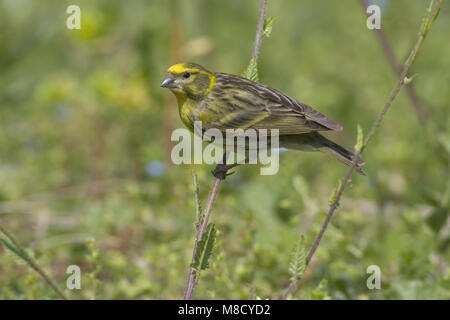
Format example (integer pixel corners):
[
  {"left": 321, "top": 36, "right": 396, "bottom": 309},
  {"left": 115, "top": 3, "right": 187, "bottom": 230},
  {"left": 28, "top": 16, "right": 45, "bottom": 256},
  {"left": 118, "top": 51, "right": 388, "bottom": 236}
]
[
  {"left": 167, "top": 62, "right": 208, "bottom": 74},
  {"left": 168, "top": 63, "right": 188, "bottom": 74}
]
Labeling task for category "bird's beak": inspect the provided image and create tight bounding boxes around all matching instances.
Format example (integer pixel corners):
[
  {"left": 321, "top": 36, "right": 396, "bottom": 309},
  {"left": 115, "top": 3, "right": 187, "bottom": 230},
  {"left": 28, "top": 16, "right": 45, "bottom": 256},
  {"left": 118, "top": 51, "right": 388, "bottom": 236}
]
[{"left": 160, "top": 74, "right": 175, "bottom": 88}]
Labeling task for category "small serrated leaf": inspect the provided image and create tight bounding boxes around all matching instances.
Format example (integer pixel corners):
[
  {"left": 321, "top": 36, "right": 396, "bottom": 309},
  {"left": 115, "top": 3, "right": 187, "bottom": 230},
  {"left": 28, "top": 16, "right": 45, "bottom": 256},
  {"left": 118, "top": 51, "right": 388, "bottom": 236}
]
[
  {"left": 355, "top": 124, "right": 364, "bottom": 152},
  {"left": 329, "top": 180, "right": 342, "bottom": 207},
  {"left": 241, "top": 58, "right": 259, "bottom": 82},
  {"left": 263, "top": 16, "right": 275, "bottom": 37},
  {"left": 288, "top": 235, "right": 306, "bottom": 282},
  {"left": 191, "top": 223, "right": 216, "bottom": 270}
]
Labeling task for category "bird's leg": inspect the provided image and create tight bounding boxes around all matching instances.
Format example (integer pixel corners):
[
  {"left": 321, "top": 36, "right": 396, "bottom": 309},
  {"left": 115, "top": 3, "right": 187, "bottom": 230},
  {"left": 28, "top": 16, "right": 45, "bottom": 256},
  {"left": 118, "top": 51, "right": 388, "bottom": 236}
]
[
  {"left": 212, "top": 163, "right": 241, "bottom": 180},
  {"left": 212, "top": 152, "right": 243, "bottom": 180}
]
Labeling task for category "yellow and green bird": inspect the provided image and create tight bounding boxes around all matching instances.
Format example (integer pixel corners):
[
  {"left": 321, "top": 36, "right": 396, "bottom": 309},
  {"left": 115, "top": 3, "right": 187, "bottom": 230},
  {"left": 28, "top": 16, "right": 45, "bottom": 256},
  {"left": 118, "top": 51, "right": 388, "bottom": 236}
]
[{"left": 160, "top": 62, "right": 365, "bottom": 176}]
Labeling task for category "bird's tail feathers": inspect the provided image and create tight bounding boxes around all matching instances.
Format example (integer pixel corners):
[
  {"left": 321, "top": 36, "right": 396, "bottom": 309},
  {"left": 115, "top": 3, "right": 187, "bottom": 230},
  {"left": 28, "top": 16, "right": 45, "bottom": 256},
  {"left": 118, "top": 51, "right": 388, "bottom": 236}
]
[{"left": 315, "top": 133, "right": 367, "bottom": 176}]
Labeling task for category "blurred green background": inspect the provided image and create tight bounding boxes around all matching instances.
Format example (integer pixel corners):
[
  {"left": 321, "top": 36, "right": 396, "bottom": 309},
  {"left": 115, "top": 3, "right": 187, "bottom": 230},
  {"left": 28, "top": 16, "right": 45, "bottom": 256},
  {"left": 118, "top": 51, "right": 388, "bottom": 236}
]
[{"left": 0, "top": 0, "right": 449, "bottom": 299}]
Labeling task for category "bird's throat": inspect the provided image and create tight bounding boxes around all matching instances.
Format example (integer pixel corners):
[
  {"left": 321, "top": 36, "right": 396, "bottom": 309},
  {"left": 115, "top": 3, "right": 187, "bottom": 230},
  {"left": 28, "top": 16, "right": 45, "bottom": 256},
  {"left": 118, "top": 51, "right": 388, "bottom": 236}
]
[{"left": 173, "top": 91, "right": 195, "bottom": 132}]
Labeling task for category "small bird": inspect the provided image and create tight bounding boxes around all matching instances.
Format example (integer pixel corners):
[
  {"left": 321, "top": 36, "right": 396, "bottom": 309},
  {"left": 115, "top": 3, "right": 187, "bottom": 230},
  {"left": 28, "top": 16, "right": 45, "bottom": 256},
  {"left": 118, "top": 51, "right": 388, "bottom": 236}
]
[{"left": 160, "top": 62, "right": 365, "bottom": 176}]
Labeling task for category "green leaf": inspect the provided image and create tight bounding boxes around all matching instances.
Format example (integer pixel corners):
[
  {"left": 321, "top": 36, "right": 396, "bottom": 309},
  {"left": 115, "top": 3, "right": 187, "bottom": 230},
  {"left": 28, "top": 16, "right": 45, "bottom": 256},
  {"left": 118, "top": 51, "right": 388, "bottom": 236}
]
[
  {"left": 263, "top": 16, "right": 275, "bottom": 37},
  {"left": 329, "top": 180, "right": 342, "bottom": 207},
  {"left": 403, "top": 73, "right": 418, "bottom": 84},
  {"left": 241, "top": 58, "right": 259, "bottom": 82},
  {"left": 288, "top": 235, "right": 306, "bottom": 282},
  {"left": 355, "top": 124, "right": 364, "bottom": 152},
  {"left": 191, "top": 223, "right": 217, "bottom": 270}
]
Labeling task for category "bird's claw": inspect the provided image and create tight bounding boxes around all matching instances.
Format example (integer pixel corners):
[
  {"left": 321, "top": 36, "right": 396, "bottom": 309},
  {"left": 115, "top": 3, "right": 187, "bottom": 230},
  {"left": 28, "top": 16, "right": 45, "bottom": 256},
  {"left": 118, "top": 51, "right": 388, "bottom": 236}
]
[{"left": 212, "top": 164, "right": 234, "bottom": 180}]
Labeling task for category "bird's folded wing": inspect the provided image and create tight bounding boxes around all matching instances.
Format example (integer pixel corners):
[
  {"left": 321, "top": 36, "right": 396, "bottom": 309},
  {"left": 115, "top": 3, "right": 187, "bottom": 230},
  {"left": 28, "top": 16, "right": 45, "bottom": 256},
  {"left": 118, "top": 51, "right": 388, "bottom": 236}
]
[{"left": 211, "top": 73, "right": 343, "bottom": 133}]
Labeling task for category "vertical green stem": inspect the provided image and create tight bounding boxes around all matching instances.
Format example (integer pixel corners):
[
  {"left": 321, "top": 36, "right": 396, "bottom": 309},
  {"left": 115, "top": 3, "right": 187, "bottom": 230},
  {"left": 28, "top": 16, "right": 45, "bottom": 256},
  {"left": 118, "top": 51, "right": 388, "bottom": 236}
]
[{"left": 182, "top": 0, "right": 268, "bottom": 300}]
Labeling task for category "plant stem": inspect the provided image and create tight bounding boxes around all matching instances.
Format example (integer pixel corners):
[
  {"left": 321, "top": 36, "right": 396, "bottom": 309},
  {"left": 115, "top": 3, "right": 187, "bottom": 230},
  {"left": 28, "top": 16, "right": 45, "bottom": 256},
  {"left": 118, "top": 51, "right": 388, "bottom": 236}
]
[
  {"left": 184, "top": 178, "right": 221, "bottom": 299},
  {"left": 282, "top": 1, "right": 441, "bottom": 299},
  {"left": 359, "top": 0, "right": 427, "bottom": 124},
  {"left": 0, "top": 221, "right": 68, "bottom": 300},
  {"left": 305, "top": 0, "right": 442, "bottom": 268},
  {"left": 182, "top": 0, "right": 268, "bottom": 300},
  {"left": 252, "top": 0, "right": 267, "bottom": 60}
]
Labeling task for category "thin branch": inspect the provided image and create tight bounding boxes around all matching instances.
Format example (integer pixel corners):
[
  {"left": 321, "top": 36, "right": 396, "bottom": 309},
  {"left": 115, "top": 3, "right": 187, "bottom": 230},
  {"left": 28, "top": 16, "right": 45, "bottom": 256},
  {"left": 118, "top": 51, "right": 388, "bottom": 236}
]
[
  {"left": 0, "top": 221, "right": 68, "bottom": 300},
  {"left": 183, "top": 0, "right": 268, "bottom": 300},
  {"left": 282, "top": 0, "right": 442, "bottom": 299},
  {"left": 183, "top": 178, "right": 221, "bottom": 299},
  {"left": 305, "top": 0, "right": 442, "bottom": 267},
  {"left": 252, "top": 0, "right": 267, "bottom": 61},
  {"left": 359, "top": 0, "right": 427, "bottom": 124}
]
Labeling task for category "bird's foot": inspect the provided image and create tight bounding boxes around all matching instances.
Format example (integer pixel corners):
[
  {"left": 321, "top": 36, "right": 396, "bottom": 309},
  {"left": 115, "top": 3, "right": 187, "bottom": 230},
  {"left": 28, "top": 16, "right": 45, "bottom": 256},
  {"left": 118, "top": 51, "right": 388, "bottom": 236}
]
[{"left": 212, "top": 163, "right": 238, "bottom": 180}]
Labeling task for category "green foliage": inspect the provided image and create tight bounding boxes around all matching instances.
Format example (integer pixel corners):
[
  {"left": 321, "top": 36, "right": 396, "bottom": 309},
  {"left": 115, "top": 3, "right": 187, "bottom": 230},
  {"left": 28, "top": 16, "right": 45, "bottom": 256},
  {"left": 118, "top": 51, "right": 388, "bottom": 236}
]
[
  {"left": 263, "top": 16, "right": 275, "bottom": 38},
  {"left": 328, "top": 180, "right": 342, "bottom": 207},
  {"left": 241, "top": 58, "right": 259, "bottom": 82},
  {"left": 288, "top": 235, "right": 306, "bottom": 282},
  {"left": 403, "top": 74, "right": 418, "bottom": 85},
  {"left": 355, "top": 124, "right": 364, "bottom": 152},
  {"left": 192, "top": 223, "right": 217, "bottom": 271},
  {"left": 304, "top": 280, "right": 331, "bottom": 300},
  {"left": 0, "top": 0, "right": 449, "bottom": 300},
  {"left": 85, "top": 238, "right": 102, "bottom": 299}
]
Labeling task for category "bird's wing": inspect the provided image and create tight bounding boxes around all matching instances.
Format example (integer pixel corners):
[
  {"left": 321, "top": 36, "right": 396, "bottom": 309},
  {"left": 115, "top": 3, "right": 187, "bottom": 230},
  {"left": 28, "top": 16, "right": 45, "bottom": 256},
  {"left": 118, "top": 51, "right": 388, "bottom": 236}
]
[{"left": 206, "top": 73, "right": 343, "bottom": 134}]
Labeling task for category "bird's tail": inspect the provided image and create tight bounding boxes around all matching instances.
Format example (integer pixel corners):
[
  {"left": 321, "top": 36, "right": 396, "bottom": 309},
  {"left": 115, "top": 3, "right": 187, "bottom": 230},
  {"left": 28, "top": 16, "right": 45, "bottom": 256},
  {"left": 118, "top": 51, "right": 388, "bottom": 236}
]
[{"left": 313, "top": 132, "right": 366, "bottom": 176}]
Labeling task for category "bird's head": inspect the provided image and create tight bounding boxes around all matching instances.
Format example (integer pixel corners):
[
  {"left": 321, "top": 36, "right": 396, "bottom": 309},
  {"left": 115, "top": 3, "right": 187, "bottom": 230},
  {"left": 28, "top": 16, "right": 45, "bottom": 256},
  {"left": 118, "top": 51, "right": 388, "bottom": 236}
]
[{"left": 160, "top": 62, "right": 215, "bottom": 100}]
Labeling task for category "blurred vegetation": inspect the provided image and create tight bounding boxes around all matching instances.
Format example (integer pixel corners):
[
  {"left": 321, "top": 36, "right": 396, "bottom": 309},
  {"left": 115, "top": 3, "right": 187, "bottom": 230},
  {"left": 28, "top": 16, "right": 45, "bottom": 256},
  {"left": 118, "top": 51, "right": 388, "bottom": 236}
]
[{"left": 0, "top": 0, "right": 449, "bottom": 299}]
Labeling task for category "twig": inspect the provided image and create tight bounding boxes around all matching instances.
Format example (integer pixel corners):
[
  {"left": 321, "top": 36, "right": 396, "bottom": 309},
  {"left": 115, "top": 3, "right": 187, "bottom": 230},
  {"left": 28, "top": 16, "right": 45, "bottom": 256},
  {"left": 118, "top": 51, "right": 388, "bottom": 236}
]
[
  {"left": 183, "top": 0, "right": 268, "bottom": 300},
  {"left": 305, "top": 0, "right": 442, "bottom": 268},
  {"left": 252, "top": 0, "right": 267, "bottom": 60},
  {"left": 183, "top": 178, "right": 220, "bottom": 299},
  {"left": 283, "top": 0, "right": 442, "bottom": 299},
  {"left": 359, "top": 0, "right": 427, "bottom": 124},
  {"left": 0, "top": 221, "right": 68, "bottom": 300}
]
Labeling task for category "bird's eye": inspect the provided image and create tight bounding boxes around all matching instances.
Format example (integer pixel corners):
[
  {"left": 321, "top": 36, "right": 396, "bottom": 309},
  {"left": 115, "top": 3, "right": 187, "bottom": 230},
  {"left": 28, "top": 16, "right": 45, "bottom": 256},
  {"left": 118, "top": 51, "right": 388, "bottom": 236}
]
[{"left": 183, "top": 71, "right": 191, "bottom": 79}]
